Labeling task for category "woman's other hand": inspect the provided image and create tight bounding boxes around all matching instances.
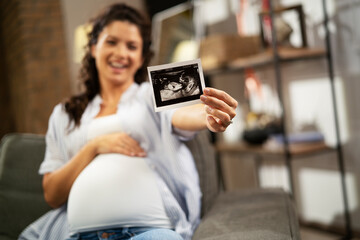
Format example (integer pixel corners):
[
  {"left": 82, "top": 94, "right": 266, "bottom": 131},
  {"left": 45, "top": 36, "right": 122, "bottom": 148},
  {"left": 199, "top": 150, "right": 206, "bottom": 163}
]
[
  {"left": 91, "top": 133, "right": 146, "bottom": 157},
  {"left": 200, "top": 87, "right": 238, "bottom": 132}
]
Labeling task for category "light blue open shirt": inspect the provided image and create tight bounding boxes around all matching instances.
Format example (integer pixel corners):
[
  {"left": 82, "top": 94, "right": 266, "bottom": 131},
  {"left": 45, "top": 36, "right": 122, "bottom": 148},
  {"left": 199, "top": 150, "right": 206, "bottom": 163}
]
[{"left": 19, "top": 82, "right": 201, "bottom": 240}]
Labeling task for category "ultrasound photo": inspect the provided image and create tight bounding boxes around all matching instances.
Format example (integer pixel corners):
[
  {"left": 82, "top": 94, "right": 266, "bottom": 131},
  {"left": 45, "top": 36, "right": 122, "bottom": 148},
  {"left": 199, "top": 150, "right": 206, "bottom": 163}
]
[{"left": 147, "top": 59, "right": 205, "bottom": 112}]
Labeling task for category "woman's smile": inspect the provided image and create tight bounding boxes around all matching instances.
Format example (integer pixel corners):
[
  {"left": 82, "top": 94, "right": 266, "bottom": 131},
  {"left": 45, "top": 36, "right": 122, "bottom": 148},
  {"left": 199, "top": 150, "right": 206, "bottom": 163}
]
[
  {"left": 109, "top": 61, "right": 128, "bottom": 73},
  {"left": 109, "top": 61, "right": 126, "bottom": 69}
]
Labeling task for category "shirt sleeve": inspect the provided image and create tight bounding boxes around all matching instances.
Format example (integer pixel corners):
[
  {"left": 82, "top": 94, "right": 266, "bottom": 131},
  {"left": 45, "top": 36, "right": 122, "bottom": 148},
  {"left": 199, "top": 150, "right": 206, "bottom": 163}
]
[{"left": 38, "top": 104, "right": 68, "bottom": 175}]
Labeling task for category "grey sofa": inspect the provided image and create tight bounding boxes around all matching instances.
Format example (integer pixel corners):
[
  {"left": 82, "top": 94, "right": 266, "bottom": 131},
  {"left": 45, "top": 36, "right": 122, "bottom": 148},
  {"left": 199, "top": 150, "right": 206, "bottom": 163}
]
[{"left": 0, "top": 131, "right": 301, "bottom": 240}]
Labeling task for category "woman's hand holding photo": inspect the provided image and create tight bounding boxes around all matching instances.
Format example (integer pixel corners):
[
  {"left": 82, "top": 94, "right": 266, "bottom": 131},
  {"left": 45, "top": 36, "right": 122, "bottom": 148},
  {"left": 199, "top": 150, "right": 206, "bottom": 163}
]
[{"left": 201, "top": 87, "right": 238, "bottom": 132}]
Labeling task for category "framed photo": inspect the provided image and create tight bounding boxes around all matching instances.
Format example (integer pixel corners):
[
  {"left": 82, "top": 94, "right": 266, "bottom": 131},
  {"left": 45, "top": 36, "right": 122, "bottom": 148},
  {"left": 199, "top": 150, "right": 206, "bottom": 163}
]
[
  {"left": 259, "top": 4, "right": 307, "bottom": 48},
  {"left": 147, "top": 59, "right": 206, "bottom": 112}
]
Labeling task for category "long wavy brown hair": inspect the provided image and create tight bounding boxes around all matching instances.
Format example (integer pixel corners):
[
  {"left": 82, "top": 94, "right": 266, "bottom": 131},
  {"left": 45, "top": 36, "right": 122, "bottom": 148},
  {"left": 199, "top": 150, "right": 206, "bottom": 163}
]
[{"left": 64, "top": 3, "right": 153, "bottom": 127}]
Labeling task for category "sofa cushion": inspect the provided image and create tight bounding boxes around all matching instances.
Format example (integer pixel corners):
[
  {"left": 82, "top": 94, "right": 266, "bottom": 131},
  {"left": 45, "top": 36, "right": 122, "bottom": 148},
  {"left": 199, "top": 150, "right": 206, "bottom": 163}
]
[
  {"left": 0, "top": 134, "right": 51, "bottom": 239},
  {"left": 185, "top": 130, "right": 219, "bottom": 217},
  {"left": 193, "top": 188, "right": 300, "bottom": 240}
]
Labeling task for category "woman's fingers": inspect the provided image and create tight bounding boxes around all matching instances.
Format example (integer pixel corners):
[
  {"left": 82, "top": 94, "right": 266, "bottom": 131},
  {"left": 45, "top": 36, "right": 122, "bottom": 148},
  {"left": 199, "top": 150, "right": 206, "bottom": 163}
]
[
  {"left": 203, "top": 88, "right": 238, "bottom": 109},
  {"left": 206, "top": 115, "right": 227, "bottom": 132},
  {"left": 205, "top": 105, "right": 232, "bottom": 128},
  {"left": 200, "top": 88, "right": 238, "bottom": 131},
  {"left": 118, "top": 133, "right": 146, "bottom": 157},
  {"left": 201, "top": 90, "right": 236, "bottom": 119},
  {"left": 114, "top": 145, "right": 137, "bottom": 157},
  {"left": 95, "top": 133, "right": 146, "bottom": 157}
]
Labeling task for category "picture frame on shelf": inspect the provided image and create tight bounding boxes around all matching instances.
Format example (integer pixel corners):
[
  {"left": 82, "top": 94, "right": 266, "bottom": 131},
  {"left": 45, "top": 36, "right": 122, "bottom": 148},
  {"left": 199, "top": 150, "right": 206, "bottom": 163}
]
[{"left": 259, "top": 4, "right": 307, "bottom": 48}]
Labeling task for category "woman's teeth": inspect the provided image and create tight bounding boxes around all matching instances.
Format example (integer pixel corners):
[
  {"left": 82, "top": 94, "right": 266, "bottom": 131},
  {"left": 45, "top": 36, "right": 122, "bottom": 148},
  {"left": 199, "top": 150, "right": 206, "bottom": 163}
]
[{"left": 110, "top": 62, "right": 125, "bottom": 68}]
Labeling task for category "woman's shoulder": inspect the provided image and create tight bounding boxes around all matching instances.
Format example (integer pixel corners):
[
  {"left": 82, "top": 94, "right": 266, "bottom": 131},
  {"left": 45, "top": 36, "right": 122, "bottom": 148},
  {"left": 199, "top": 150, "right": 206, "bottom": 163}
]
[
  {"left": 137, "top": 81, "right": 152, "bottom": 102},
  {"left": 138, "top": 81, "right": 151, "bottom": 93},
  {"left": 51, "top": 103, "right": 66, "bottom": 117},
  {"left": 48, "top": 103, "right": 70, "bottom": 125}
]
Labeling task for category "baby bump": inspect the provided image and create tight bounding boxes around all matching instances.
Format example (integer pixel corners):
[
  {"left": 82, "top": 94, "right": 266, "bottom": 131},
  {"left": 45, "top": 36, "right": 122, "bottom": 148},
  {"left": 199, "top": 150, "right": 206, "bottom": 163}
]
[
  {"left": 67, "top": 154, "right": 169, "bottom": 233},
  {"left": 69, "top": 154, "right": 153, "bottom": 191}
]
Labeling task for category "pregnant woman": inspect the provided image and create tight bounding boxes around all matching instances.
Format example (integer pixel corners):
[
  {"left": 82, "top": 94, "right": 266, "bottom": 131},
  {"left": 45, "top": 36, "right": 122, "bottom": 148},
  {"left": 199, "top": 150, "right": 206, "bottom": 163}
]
[{"left": 19, "top": 3, "right": 237, "bottom": 240}]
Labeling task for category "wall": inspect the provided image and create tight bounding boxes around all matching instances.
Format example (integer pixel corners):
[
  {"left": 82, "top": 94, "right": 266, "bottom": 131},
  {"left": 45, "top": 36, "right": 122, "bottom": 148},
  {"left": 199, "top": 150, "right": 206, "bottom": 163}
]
[
  {"left": 0, "top": 6, "right": 14, "bottom": 137},
  {"left": 0, "top": 0, "right": 71, "bottom": 137}
]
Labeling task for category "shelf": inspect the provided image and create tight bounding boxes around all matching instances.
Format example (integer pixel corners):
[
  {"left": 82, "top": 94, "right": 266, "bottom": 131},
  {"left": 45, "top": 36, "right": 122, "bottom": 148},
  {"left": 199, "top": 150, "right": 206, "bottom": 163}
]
[
  {"left": 204, "top": 47, "right": 326, "bottom": 76},
  {"left": 216, "top": 140, "right": 333, "bottom": 158}
]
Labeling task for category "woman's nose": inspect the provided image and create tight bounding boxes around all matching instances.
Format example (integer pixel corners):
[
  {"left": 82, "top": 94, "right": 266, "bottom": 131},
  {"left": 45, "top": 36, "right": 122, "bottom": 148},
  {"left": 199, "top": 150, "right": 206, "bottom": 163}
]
[{"left": 114, "top": 44, "right": 127, "bottom": 57}]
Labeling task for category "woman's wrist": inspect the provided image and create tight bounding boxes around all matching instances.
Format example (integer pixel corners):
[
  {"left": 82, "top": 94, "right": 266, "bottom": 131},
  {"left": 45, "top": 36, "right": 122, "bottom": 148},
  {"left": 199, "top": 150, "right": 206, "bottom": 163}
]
[
  {"left": 87, "top": 138, "right": 101, "bottom": 157},
  {"left": 172, "top": 104, "right": 207, "bottom": 131}
]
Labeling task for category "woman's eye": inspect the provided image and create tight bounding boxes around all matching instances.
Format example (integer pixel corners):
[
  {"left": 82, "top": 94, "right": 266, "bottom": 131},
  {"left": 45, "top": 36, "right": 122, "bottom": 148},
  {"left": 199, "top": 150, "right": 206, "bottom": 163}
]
[
  {"left": 106, "top": 40, "right": 116, "bottom": 45},
  {"left": 128, "top": 44, "right": 138, "bottom": 50}
]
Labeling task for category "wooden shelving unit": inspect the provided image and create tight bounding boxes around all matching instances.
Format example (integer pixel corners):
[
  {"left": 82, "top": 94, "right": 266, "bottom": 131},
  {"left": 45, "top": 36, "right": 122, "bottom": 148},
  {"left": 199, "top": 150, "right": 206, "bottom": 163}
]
[
  {"left": 204, "top": 47, "right": 326, "bottom": 75},
  {"left": 204, "top": 1, "right": 352, "bottom": 237},
  {"left": 216, "top": 141, "right": 333, "bottom": 158}
]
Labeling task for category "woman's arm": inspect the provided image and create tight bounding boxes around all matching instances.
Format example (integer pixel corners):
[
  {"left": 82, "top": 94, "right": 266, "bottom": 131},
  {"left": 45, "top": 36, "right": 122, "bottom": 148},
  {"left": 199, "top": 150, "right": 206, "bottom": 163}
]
[
  {"left": 172, "top": 87, "right": 238, "bottom": 133},
  {"left": 42, "top": 141, "right": 97, "bottom": 208},
  {"left": 43, "top": 133, "right": 146, "bottom": 208},
  {"left": 171, "top": 103, "right": 207, "bottom": 131}
]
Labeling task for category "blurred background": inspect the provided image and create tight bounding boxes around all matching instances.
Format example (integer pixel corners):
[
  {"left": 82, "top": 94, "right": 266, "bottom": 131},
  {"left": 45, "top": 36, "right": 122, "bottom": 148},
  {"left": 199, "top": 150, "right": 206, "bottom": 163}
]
[{"left": 1, "top": 0, "right": 360, "bottom": 238}]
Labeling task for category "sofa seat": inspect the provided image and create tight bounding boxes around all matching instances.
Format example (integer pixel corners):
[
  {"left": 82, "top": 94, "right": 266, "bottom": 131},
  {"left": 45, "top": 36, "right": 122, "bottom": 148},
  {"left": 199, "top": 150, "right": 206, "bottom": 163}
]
[{"left": 193, "top": 188, "right": 299, "bottom": 240}]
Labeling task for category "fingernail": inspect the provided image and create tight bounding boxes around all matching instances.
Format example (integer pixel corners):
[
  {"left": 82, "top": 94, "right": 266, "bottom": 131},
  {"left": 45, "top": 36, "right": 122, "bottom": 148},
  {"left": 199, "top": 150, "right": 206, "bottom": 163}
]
[
  {"left": 204, "top": 88, "right": 210, "bottom": 94},
  {"left": 200, "top": 95, "right": 207, "bottom": 101},
  {"left": 206, "top": 105, "right": 213, "bottom": 113}
]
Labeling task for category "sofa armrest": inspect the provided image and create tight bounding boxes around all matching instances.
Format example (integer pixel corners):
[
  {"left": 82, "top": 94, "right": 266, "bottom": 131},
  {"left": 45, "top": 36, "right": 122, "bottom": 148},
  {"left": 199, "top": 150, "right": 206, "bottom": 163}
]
[
  {"left": 0, "top": 134, "right": 51, "bottom": 239},
  {"left": 193, "top": 188, "right": 300, "bottom": 240}
]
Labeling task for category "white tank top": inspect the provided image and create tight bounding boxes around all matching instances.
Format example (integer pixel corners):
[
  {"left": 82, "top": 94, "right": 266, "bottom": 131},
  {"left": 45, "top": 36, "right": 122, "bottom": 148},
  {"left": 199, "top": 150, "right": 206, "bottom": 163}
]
[{"left": 67, "top": 114, "right": 172, "bottom": 233}]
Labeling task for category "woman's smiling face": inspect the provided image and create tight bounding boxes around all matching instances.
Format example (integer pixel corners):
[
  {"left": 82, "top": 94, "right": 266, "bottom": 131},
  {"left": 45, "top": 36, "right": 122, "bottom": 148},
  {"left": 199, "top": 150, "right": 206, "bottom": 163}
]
[{"left": 91, "top": 20, "right": 143, "bottom": 88}]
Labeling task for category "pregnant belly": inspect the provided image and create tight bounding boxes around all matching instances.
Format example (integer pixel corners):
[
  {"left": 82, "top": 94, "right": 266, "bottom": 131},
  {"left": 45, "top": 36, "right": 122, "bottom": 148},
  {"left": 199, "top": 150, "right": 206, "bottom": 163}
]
[{"left": 67, "top": 154, "right": 170, "bottom": 233}]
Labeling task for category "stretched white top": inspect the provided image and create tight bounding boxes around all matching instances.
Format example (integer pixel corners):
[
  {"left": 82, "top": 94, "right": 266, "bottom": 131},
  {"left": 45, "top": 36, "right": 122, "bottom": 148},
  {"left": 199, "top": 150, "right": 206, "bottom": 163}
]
[{"left": 67, "top": 114, "right": 172, "bottom": 233}]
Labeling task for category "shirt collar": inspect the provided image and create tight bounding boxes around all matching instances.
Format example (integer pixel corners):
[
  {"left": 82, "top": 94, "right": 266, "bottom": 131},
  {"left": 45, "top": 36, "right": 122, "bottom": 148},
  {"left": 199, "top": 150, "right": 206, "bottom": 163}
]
[{"left": 82, "top": 82, "right": 140, "bottom": 122}]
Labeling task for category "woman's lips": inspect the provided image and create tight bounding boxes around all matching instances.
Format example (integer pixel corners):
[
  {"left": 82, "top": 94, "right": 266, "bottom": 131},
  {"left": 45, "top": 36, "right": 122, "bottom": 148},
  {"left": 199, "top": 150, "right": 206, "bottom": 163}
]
[{"left": 109, "top": 61, "right": 127, "bottom": 73}]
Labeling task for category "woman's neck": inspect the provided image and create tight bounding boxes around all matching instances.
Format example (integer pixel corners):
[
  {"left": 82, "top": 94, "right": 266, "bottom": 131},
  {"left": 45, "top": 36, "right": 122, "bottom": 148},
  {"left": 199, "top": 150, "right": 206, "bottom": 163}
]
[
  {"left": 100, "top": 80, "right": 133, "bottom": 106},
  {"left": 96, "top": 80, "right": 134, "bottom": 117}
]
